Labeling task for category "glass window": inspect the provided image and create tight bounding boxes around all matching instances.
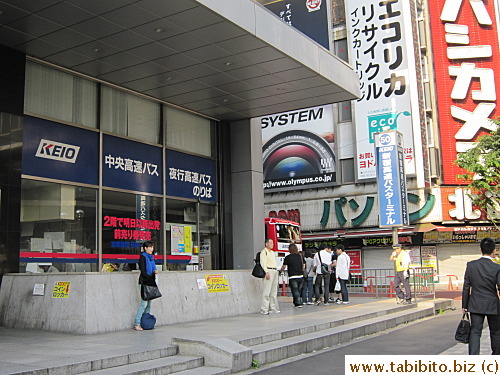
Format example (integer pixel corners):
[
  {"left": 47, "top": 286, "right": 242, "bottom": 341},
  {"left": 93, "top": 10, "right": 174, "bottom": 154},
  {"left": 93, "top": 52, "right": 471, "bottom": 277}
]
[
  {"left": 166, "top": 198, "right": 196, "bottom": 271},
  {"left": 165, "top": 107, "right": 213, "bottom": 157},
  {"left": 20, "top": 180, "right": 97, "bottom": 272},
  {"left": 334, "top": 38, "right": 348, "bottom": 62},
  {"left": 102, "top": 190, "right": 162, "bottom": 271},
  {"left": 341, "top": 158, "right": 355, "bottom": 184},
  {"left": 199, "top": 203, "right": 218, "bottom": 271},
  {"left": 24, "top": 61, "right": 98, "bottom": 128},
  {"left": 101, "top": 86, "right": 160, "bottom": 144},
  {"left": 338, "top": 101, "right": 352, "bottom": 122}
]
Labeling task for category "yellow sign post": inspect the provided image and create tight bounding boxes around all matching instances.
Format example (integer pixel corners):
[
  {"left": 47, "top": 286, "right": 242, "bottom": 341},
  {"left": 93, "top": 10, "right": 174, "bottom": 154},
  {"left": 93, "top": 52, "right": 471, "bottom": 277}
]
[{"left": 52, "top": 281, "right": 71, "bottom": 298}]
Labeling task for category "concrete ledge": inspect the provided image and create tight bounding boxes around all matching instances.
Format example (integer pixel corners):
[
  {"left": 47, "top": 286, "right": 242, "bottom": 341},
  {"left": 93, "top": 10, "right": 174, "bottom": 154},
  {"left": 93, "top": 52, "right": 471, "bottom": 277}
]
[
  {"left": 0, "top": 270, "right": 263, "bottom": 334},
  {"left": 173, "top": 336, "right": 251, "bottom": 373}
]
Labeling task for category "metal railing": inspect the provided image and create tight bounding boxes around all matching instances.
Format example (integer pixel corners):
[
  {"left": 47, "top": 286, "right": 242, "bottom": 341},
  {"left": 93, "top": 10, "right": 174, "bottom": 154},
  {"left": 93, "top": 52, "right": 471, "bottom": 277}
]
[{"left": 348, "top": 267, "right": 435, "bottom": 300}]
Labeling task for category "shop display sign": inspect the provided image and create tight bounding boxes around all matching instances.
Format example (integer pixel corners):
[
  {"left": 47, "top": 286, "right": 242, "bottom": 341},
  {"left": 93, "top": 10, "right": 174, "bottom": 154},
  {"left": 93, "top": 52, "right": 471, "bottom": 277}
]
[
  {"left": 22, "top": 116, "right": 99, "bottom": 185},
  {"left": 166, "top": 149, "right": 216, "bottom": 203},
  {"left": 171, "top": 225, "right": 193, "bottom": 255},
  {"left": 256, "top": 104, "right": 336, "bottom": 192},
  {"left": 375, "top": 131, "right": 409, "bottom": 227},
  {"left": 346, "top": 0, "right": 422, "bottom": 181},
  {"left": 205, "top": 274, "right": 230, "bottom": 293},
  {"left": 407, "top": 246, "right": 421, "bottom": 268},
  {"left": 428, "top": 0, "right": 500, "bottom": 184},
  {"left": 103, "top": 135, "right": 162, "bottom": 195},
  {"left": 346, "top": 249, "right": 361, "bottom": 274},
  {"left": 104, "top": 215, "right": 160, "bottom": 245},
  {"left": 52, "top": 281, "right": 71, "bottom": 298},
  {"left": 363, "top": 236, "right": 412, "bottom": 246},
  {"left": 420, "top": 245, "right": 437, "bottom": 271},
  {"left": 260, "top": 0, "right": 330, "bottom": 50},
  {"left": 452, "top": 231, "right": 477, "bottom": 243}
]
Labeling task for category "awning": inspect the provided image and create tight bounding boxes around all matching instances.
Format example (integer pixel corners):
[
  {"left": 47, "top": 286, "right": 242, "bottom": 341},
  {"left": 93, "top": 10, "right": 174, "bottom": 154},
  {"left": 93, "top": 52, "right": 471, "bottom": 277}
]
[
  {"left": 0, "top": 0, "right": 360, "bottom": 121},
  {"left": 302, "top": 227, "right": 415, "bottom": 240},
  {"left": 413, "top": 223, "right": 439, "bottom": 232}
]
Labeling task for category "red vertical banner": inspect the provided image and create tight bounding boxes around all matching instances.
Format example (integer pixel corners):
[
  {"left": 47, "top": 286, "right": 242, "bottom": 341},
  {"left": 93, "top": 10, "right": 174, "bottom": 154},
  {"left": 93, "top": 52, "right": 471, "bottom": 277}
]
[{"left": 428, "top": 0, "right": 500, "bottom": 184}]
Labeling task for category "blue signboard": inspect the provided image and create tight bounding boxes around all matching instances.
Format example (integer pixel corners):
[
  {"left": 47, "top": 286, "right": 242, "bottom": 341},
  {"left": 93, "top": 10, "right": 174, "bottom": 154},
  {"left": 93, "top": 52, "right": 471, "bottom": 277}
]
[
  {"left": 102, "top": 135, "right": 163, "bottom": 195},
  {"left": 166, "top": 149, "right": 217, "bottom": 203},
  {"left": 22, "top": 116, "right": 99, "bottom": 185},
  {"left": 375, "top": 131, "right": 409, "bottom": 227}
]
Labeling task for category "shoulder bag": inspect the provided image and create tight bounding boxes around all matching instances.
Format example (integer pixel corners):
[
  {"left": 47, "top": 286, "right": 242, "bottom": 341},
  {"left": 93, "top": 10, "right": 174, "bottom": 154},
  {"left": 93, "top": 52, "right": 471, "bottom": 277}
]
[
  {"left": 252, "top": 251, "right": 266, "bottom": 278},
  {"left": 141, "top": 284, "right": 162, "bottom": 301}
]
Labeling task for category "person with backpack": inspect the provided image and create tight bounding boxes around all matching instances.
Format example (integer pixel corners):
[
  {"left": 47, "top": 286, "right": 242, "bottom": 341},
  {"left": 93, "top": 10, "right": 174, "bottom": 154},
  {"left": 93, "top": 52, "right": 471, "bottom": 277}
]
[
  {"left": 313, "top": 245, "right": 334, "bottom": 305},
  {"left": 134, "top": 241, "right": 158, "bottom": 331},
  {"left": 260, "top": 238, "right": 280, "bottom": 315}
]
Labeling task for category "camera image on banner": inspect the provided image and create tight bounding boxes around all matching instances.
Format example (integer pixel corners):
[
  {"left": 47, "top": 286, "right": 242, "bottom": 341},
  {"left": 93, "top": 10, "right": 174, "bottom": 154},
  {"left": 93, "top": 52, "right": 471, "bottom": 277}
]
[{"left": 374, "top": 131, "right": 409, "bottom": 227}]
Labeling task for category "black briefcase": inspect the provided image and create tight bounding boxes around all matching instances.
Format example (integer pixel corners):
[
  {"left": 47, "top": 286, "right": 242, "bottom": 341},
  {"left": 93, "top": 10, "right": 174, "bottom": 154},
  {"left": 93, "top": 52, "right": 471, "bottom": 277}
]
[{"left": 455, "top": 312, "right": 471, "bottom": 343}]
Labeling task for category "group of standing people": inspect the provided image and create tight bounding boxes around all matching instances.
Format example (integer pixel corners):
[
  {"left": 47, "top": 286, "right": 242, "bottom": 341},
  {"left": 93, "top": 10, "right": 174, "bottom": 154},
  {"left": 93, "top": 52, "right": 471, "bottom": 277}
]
[{"left": 260, "top": 239, "right": 351, "bottom": 314}]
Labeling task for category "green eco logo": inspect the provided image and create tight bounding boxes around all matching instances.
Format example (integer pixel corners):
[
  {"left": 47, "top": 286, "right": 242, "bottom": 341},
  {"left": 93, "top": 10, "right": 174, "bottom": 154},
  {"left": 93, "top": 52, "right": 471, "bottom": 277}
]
[{"left": 367, "top": 111, "right": 411, "bottom": 143}]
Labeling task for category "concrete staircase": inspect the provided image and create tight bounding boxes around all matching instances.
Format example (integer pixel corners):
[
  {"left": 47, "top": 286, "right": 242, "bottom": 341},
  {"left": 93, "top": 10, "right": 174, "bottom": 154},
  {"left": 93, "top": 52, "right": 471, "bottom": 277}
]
[
  {"left": 24, "top": 345, "right": 230, "bottom": 375},
  {"left": 244, "top": 300, "right": 451, "bottom": 366}
]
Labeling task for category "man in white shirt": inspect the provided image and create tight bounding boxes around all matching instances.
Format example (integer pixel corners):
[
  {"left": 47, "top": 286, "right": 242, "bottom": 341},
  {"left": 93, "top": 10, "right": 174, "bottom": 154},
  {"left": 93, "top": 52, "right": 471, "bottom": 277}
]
[
  {"left": 335, "top": 244, "right": 351, "bottom": 304},
  {"left": 260, "top": 238, "right": 280, "bottom": 315},
  {"left": 313, "top": 245, "right": 334, "bottom": 305}
]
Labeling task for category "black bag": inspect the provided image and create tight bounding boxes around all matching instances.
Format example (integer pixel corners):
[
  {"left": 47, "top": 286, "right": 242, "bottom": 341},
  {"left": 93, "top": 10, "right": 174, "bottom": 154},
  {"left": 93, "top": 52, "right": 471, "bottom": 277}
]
[
  {"left": 140, "top": 313, "right": 156, "bottom": 330},
  {"left": 141, "top": 284, "right": 162, "bottom": 301},
  {"left": 455, "top": 312, "right": 471, "bottom": 343},
  {"left": 252, "top": 251, "right": 266, "bottom": 278}
]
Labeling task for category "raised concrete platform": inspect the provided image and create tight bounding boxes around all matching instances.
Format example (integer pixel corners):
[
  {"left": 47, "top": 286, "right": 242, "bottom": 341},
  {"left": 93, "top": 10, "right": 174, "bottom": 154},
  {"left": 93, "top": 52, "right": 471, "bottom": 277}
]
[
  {"left": 0, "top": 270, "right": 263, "bottom": 334},
  {"left": 0, "top": 297, "right": 453, "bottom": 375}
]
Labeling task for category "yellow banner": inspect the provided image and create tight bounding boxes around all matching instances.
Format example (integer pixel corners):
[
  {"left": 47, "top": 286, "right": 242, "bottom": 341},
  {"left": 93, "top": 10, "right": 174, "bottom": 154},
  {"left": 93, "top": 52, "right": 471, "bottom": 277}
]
[
  {"left": 184, "top": 226, "right": 192, "bottom": 254},
  {"left": 52, "top": 281, "right": 71, "bottom": 298},
  {"left": 205, "top": 274, "right": 230, "bottom": 293}
]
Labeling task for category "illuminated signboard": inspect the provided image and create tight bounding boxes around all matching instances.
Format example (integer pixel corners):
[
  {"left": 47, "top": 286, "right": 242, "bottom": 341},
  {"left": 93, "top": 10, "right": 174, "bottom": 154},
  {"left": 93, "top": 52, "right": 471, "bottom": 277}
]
[{"left": 428, "top": 0, "right": 500, "bottom": 184}]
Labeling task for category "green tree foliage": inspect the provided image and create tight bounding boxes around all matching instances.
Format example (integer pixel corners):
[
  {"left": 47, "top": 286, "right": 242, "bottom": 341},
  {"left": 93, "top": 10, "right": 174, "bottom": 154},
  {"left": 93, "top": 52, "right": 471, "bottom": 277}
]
[{"left": 456, "top": 124, "right": 500, "bottom": 226}]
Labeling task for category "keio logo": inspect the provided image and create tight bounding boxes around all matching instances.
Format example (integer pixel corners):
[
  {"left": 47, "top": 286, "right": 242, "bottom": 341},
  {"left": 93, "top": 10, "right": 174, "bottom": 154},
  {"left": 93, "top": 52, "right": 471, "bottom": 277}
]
[{"left": 35, "top": 139, "right": 80, "bottom": 164}]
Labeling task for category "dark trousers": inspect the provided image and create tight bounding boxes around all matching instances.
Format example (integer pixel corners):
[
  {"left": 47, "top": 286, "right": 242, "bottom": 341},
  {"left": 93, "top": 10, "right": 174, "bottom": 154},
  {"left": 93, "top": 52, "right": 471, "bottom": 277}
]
[
  {"left": 394, "top": 270, "right": 411, "bottom": 301},
  {"left": 314, "top": 273, "right": 330, "bottom": 302},
  {"left": 302, "top": 276, "right": 314, "bottom": 303},
  {"left": 469, "top": 313, "right": 500, "bottom": 355},
  {"left": 339, "top": 278, "right": 349, "bottom": 302},
  {"left": 289, "top": 277, "right": 304, "bottom": 306}
]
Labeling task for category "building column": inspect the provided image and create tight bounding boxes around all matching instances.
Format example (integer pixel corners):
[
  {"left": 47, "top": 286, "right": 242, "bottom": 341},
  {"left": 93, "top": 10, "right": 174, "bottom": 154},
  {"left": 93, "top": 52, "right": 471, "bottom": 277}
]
[{"left": 229, "top": 119, "right": 265, "bottom": 269}]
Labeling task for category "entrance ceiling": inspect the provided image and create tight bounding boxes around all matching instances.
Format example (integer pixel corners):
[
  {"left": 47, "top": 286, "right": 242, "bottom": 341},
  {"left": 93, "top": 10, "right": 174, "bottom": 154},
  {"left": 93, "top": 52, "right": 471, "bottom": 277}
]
[{"left": 0, "top": 0, "right": 359, "bottom": 120}]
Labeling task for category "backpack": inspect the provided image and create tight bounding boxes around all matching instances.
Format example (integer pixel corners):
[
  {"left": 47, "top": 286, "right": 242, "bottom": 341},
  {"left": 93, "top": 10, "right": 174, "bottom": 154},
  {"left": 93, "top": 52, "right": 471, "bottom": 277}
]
[
  {"left": 140, "top": 313, "right": 157, "bottom": 330},
  {"left": 252, "top": 251, "right": 266, "bottom": 278}
]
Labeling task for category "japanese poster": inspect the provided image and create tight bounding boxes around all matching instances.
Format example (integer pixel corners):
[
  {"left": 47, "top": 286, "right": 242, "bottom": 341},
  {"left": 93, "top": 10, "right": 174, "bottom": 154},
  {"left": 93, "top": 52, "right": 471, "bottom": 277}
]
[
  {"left": 171, "top": 225, "right": 185, "bottom": 255},
  {"left": 255, "top": 104, "right": 336, "bottom": 192},
  {"left": 205, "top": 274, "right": 230, "bottom": 293},
  {"left": 346, "top": 0, "right": 422, "bottom": 181},
  {"left": 52, "top": 281, "right": 71, "bottom": 299},
  {"left": 428, "top": 0, "right": 500, "bottom": 184}
]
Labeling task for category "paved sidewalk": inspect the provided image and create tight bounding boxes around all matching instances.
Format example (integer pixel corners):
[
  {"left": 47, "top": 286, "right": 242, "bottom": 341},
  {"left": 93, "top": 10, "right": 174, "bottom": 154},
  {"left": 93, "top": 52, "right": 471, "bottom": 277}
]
[
  {"left": 440, "top": 329, "right": 493, "bottom": 355},
  {"left": 0, "top": 297, "right": 413, "bottom": 374}
]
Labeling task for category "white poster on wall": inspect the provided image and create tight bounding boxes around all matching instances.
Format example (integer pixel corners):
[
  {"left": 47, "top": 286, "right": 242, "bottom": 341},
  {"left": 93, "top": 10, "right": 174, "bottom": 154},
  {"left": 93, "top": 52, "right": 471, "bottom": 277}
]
[{"left": 346, "top": 0, "right": 421, "bottom": 181}]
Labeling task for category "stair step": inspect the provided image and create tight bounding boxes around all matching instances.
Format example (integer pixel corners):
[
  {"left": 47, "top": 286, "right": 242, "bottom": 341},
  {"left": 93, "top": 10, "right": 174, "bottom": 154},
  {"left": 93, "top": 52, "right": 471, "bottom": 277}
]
[
  {"left": 240, "top": 303, "right": 416, "bottom": 347},
  {"left": 78, "top": 355, "right": 204, "bottom": 375},
  {"left": 174, "top": 367, "right": 231, "bottom": 375},
  {"left": 251, "top": 305, "right": 434, "bottom": 365}
]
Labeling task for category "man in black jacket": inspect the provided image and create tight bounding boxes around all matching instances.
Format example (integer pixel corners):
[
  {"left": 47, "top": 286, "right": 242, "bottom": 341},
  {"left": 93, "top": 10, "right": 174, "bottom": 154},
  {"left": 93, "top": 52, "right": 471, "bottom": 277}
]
[{"left": 462, "top": 237, "right": 500, "bottom": 355}]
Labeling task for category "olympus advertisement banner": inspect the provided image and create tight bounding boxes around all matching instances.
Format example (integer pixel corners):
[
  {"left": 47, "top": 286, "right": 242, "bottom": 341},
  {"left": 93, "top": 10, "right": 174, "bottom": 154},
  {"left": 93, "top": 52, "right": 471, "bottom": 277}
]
[
  {"left": 346, "top": 0, "right": 422, "bottom": 182},
  {"left": 255, "top": 104, "right": 336, "bottom": 192}
]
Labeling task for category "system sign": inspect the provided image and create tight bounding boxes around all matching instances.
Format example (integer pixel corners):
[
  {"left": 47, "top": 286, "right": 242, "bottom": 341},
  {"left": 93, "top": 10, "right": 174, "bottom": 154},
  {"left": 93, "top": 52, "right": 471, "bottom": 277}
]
[
  {"left": 256, "top": 104, "right": 336, "bottom": 192},
  {"left": 346, "top": 0, "right": 423, "bottom": 182},
  {"left": 22, "top": 116, "right": 99, "bottom": 185},
  {"left": 428, "top": 0, "right": 500, "bottom": 184},
  {"left": 375, "top": 131, "right": 409, "bottom": 227}
]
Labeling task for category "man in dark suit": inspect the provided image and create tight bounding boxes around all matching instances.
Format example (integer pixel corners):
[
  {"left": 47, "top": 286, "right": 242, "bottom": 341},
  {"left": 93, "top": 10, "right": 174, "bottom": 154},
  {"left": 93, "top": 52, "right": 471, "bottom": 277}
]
[{"left": 462, "top": 237, "right": 500, "bottom": 355}]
